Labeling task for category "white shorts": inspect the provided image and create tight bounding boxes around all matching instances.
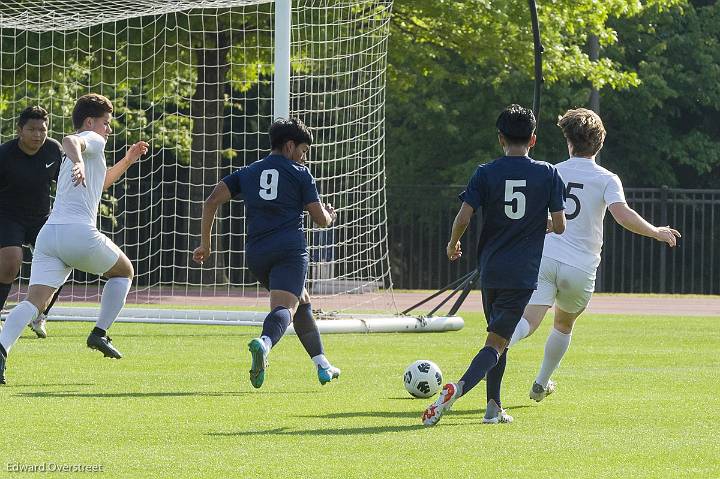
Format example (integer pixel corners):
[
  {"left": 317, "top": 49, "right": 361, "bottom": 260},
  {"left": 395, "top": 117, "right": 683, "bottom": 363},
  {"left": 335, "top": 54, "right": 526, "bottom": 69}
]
[
  {"left": 529, "top": 256, "right": 595, "bottom": 314},
  {"left": 29, "top": 224, "right": 122, "bottom": 288}
]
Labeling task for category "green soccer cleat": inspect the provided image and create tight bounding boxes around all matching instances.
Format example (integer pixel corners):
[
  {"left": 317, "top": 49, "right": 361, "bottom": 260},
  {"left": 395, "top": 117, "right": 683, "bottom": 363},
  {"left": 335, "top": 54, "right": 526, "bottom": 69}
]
[
  {"left": 317, "top": 365, "right": 341, "bottom": 385},
  {"left": 248, "top": 338, "right": 269, "bottom": 389}
]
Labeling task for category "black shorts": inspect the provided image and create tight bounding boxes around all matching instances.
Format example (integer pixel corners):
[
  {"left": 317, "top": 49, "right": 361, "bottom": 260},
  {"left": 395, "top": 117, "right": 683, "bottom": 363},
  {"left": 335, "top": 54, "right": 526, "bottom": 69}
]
[
  {"left": 0, "top": 215, "right": 46, "bottom": 249},
  {"left": 481, "top": 287, "right": 535, "bottom": 340}
]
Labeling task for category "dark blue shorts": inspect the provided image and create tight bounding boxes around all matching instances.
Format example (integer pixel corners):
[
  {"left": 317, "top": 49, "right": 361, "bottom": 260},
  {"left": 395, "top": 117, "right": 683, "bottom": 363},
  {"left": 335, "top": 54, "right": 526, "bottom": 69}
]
[
  {"left": 246, "top": 248, "right": 308, "bottom": 298},
  {"left": 481, "top": 288, "right": 534, "bottom": 340}
]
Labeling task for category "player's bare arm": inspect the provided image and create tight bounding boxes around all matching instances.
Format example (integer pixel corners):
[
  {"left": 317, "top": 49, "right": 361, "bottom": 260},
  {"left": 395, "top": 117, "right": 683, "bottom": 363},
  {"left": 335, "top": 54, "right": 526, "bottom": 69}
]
[
  {"left": 193, "top": 181, "right": 232, "bottom": 264},
  {"left": 447, "top": 202, "right": 474, "bottom": 261},
  {"left": 62, "top": 134, "right": 87, "bottom": 187},
  {"left": 608, "top": 202, "right": 681, "bottom": 247},
  {"left": 306, "top": 201, "right": 336, "bottom": 227},
  {"left": 549, "top": 209, "right": 566, "bottom": 234},
  {"left": 103, "top": 141, "right": 149, "bottom": 190}
]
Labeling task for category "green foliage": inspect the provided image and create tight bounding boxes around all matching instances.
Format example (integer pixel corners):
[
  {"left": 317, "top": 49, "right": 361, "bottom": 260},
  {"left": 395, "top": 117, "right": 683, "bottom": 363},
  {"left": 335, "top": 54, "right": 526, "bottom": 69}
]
[{"left": 385, "top": 0, "right": 703, "bottom": 189}]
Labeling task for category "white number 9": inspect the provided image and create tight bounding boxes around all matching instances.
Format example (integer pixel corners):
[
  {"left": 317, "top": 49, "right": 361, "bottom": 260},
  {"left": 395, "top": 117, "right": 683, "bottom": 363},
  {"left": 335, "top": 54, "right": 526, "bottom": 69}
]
[{"left": 259, "top": 169, "right": 279, "bottom": 200}]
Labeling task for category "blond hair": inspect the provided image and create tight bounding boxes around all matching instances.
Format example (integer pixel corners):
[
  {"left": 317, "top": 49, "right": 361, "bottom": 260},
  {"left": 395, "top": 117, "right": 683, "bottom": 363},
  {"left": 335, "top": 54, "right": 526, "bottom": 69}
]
[{"left": 557, "top": 108, "right": 606, "bottom": 157}]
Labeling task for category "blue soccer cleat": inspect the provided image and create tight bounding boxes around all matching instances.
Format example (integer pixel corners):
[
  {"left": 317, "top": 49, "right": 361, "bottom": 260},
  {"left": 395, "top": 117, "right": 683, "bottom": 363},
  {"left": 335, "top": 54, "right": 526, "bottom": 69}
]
[
  {"left": 317, "top": 365, "right": 341, "bottom": 385},
  {"left": 248, "top": 338, "right": 269, "bottom": 389}
]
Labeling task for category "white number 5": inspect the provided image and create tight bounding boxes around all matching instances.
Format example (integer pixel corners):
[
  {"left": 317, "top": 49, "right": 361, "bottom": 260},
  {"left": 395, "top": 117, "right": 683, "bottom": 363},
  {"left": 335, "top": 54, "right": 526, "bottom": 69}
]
[
  {"left": 259, "top": 169, "right": 279, "bottom": 200},
  {"left": 504, "top": 179, "right": 526, "bottom": 219}
]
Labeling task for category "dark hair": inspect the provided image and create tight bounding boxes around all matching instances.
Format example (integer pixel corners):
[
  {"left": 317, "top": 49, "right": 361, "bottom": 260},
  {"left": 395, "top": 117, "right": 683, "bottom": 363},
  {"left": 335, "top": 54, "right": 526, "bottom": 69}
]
[
  {"left": 72, "top": 93, "right": 113, "bottom": 129},
  {"left": 18, "top": 106, "right": 48, "bottom": 128},
  {"left": 269, "top": 118, "right": 313, "bottom": 149},
  {"left": 496, "top": 104, "right": 536, "bottom": 145},
  {"left": 557, "top": 108, "right": 606, "bottom": 157}
]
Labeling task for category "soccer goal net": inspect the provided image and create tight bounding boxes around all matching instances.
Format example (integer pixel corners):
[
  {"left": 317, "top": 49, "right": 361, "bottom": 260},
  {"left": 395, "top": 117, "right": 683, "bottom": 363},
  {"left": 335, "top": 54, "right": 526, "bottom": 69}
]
[{"left": 0, "top": 0, "right": 462, "bottom": 332}]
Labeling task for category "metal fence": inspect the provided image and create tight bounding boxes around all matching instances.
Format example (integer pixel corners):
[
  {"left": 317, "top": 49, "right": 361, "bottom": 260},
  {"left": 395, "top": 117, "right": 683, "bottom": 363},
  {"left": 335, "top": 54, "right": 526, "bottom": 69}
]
[{"left": 387, "top": 186, "right": 720, "bottom": 294}]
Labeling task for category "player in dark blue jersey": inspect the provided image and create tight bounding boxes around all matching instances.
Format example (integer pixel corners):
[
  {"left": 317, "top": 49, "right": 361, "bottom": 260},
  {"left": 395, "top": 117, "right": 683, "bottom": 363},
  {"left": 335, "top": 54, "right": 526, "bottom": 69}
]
[
  {"left": 0, "top": 106, "right": 64, "bottom": 339},
  {"left": 193, "top": 118, "right": 340, "bottom": 388},
  {"left": 422, "top": 104, "right": 566, "bottom": 426}
]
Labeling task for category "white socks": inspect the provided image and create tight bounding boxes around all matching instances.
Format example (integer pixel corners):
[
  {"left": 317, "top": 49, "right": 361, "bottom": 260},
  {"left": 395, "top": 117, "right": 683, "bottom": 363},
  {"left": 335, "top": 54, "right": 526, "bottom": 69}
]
[
  {"left": 312, "top": 354, "right": 331, "bottom": 369},
  {"left": 508, "top": 317, "right": 530, "bottom": 348},
  {"left": 0, "top": 301, "right": 39, "bottom": 354},
  {"left": 260, "top": 336, "right": 272, "bottom": 352},
  {"left": 96, "top": 277, "right": 132, "bottom": 331},
  {"left": 535, "top": 327, "right": 572, "bottom": 387}
]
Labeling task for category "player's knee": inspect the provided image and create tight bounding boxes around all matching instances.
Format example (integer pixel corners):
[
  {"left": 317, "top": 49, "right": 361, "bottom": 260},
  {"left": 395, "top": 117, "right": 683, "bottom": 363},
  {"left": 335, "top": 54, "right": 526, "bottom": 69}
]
[
  {"left": 0, "top": 262, "right": 21, "bottom": 283},
  {"left": 554, "top": 314, "right": 576, "bottom": 333}
]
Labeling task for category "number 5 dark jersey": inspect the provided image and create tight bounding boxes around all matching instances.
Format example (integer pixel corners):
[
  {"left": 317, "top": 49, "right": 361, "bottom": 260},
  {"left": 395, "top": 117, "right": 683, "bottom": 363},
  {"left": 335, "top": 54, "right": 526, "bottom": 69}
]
[
  {"left": 460, "top": 155, "right": 566, "bottom": 290},
  {"left": 222, "top": 154, "right": 321, "bottom": 251},
  {"left": 0, "top": 137, "right": 63, "bottom": 222}
]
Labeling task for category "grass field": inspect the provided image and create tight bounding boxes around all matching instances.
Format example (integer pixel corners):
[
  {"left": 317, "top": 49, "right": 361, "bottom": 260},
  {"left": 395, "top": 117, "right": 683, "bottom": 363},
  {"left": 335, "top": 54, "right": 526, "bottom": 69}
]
[{"left": 1, "top": 312, "right": 718, "bottom": 478}]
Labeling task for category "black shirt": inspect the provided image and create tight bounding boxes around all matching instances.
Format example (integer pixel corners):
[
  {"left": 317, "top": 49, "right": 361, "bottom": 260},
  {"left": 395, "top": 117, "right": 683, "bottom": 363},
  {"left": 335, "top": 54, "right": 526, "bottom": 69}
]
[{"left": 0, "top": 137, "right": 63, "bottom": 222}]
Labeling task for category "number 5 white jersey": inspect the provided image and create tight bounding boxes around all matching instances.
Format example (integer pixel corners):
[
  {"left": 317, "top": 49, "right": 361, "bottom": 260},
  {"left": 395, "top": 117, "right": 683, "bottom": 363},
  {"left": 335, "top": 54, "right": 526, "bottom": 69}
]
[{"left": 543, "top": 157, "right": 626, "bottom": 275}]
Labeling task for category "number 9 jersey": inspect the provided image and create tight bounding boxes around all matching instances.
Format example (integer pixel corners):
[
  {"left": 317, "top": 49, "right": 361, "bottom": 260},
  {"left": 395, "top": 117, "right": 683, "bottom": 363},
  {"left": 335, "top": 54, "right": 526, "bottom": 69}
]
[
  {"left": 460, "top": 155, "right": 566, "bottom": 290},
  {"left": 542, "top": 157, "right": 626, "bottom": 276},
  {"left": 222, "top": 153, "right": 321, "bottom": 252}
]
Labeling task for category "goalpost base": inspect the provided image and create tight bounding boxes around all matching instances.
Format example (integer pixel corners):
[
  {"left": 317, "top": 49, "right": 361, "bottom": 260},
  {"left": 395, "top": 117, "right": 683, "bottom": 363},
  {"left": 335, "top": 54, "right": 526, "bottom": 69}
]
[{"left": 44, "top": 307, "right": 464, "bottom": 334}]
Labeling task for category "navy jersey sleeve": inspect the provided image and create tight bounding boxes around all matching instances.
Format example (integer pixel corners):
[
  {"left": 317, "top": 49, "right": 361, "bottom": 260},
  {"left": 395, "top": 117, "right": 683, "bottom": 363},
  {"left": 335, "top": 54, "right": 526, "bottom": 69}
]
[
  {"left": 301, "top": 169, "right": 321, "bottom": 206},
  {"left": 549, "top": 167, "right": 566, "bottom": 213},
  {"left": 458, "top": 166, "right": 485, "bottom": 211},
  {"left": 222, "top": 167, "right": 245, "bottom": 197}
]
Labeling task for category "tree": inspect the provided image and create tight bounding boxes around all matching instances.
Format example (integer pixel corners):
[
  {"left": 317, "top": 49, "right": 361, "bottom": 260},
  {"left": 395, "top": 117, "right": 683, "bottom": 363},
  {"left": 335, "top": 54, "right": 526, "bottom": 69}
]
[{"left": 385, "top": 0, "right": 684, "bottom": 187}]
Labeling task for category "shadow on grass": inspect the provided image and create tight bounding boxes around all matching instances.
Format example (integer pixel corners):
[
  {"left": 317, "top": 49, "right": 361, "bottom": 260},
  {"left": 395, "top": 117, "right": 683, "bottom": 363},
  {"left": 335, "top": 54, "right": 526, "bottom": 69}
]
[
  {"left": 207, "top": 423, "right": 437, "bottom": 437},
  {"left": 14, "top": 390, "right": 316, "bottom": 399},
  {"left": 6, "top": 383, "right": 95, "bottom": 388},
  {"left": 293, "top": 405, "right": 533, "bottom": 420}
]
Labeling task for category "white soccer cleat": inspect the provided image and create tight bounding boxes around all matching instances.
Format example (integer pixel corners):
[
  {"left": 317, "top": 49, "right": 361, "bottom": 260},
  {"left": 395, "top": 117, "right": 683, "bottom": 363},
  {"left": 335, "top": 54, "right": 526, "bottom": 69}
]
[
  {"left": 422, "top": 383, "right": 460, "bottom": 427},
  {"left": 529, "top": 379, "right": 556, "bottom": 402},
  {"left": 29, "top": 313, "right": 48, "bottom": 339},
  {"left": 482, "top": 399, "right": 513, "bottom": 424}
]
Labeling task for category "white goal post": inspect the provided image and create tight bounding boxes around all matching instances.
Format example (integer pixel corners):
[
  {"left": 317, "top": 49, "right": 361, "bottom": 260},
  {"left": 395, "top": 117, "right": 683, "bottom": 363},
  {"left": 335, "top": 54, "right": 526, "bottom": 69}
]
[{"left": 0, "top": 0, "right": 463, "bottom": 333}]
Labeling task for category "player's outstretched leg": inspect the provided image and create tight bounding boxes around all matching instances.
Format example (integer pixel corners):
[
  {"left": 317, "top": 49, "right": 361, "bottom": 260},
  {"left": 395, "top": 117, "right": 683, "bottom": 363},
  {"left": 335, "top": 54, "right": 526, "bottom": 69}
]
[
  {"left": 293, "top": 301, "right": 340, "bottom": 385},
  {"left": 422, "top": 382, "right": 461, "bottom": 426},
  {"left": 87, "top": 277, "right": 131, "bottom": 359},
  {"left": 0, "top": 297, "right": 45, "bottom": 384},
  {"left": 28, "top": 285, "right": 62, "bottom": 339},
  {"left": 422, "top": 344, "right": 501, "bottom": 426},
  {"left": 248, "top": 306, "right": 292, "bottom": 388}
]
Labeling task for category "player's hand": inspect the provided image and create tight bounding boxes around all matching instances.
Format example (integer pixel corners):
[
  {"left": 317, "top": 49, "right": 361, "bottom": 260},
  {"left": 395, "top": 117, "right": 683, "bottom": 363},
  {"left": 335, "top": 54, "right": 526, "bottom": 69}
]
[
  {"left": 546, "top": 216, "right": 554, "bottom": 233},
  {"left": 192, "top": 244, "right": 211, "bottom": 264},
  {"left": 447, "top": 241, "right": 462, "bottom": 261},
  {"left": 654, "top": 226, "right": 681, "bottom": 247},
  {"left": 325, "top": 203, "right": 337, "bottom": 222},
  {"left": 127, "top": 141, "right": 149, "bottom": 164},
  {"left": 71, "top": 161, "right": 86, "bottom": 187}
]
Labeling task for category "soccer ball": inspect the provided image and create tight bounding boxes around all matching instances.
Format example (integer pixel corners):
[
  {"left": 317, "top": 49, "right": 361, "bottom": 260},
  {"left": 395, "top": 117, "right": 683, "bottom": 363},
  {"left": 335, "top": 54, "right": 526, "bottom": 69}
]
[{"left": 403, "top": 360, "right": 443, "bottom": 398}]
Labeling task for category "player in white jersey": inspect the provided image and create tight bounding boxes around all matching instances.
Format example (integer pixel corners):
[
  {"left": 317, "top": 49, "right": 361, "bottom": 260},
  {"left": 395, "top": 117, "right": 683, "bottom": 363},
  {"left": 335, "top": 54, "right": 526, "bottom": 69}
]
[
  {"left": 507, "top": 108, "right": 680, "bottom": 401},
  {"left": 0, "top": 93, "right": 148, "bottom": 384}
]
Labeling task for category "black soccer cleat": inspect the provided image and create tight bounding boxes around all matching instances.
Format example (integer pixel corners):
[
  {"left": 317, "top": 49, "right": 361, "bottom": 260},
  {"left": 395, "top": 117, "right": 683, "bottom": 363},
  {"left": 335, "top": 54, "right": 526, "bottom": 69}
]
[
  {"left": 0, "top": 348, "right": 6, "bottom": 384},
  {"left": 87, "top": 333, "right": 123, "bottom": 359}
]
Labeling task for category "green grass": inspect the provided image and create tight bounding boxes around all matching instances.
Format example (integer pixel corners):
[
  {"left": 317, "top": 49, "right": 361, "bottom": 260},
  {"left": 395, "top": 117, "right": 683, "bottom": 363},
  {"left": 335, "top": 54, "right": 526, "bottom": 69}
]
[{"left": 1, "top": 313, "right": 718, "bottom": 478}]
